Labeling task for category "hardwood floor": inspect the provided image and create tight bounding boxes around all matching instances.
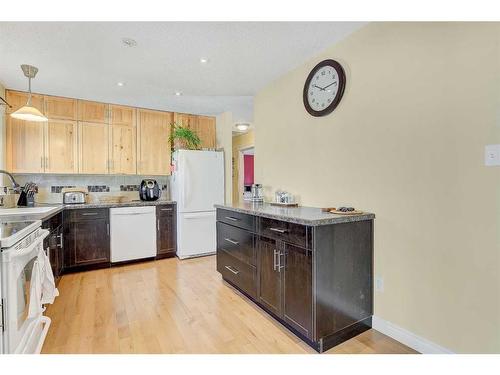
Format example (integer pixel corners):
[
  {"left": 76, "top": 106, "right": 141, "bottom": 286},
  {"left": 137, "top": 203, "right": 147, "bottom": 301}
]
[{"left": 42, "top": 255, "right": 417, "bottom": 354}]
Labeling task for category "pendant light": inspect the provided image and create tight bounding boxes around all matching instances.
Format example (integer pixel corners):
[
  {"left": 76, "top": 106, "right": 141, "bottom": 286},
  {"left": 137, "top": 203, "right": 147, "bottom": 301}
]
[{"left": 10, "top": 64, "right": 48, "bottom": 122}]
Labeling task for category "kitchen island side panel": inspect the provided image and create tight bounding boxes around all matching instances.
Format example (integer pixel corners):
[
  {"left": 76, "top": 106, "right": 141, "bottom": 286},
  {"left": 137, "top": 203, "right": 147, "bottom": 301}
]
[{"left": 314, "top": 220, "right": 374, "bottom": 340}]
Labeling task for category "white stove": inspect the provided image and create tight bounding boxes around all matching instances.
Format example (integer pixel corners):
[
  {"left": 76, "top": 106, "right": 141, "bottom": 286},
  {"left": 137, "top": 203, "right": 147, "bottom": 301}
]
[{"left": 0, "top": 220, "right": 41, "bottom": 248}]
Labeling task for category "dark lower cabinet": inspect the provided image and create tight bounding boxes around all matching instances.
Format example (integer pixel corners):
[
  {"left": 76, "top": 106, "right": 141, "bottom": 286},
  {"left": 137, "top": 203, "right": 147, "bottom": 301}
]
[
  {"left": 63, "top": 208, "right": 110, "bottom": 271},
  {"left": 257, "top": 236, "right": 283, "bottom": 317},
  {"left": 217, "top": 208, "right": 374, "bottom": 353},
  {"left": 283, "top": 243, "right": 313, "bottom": 338},
  {"left": 42, "top": 211, "right": 64, "bottom": 285},
  {"left": 156, "top": 204, "right": 177, "bottom": 259}
]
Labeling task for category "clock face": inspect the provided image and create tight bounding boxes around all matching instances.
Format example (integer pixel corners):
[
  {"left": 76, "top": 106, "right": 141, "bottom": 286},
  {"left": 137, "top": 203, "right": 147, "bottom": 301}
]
[{"left": 303, "top": 59, "right": 346, "bottom": 117}]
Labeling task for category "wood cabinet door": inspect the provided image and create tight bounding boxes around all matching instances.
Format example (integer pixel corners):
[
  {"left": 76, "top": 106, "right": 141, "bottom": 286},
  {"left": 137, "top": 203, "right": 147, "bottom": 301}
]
[
  {"left": 45, "top": 96, "right": 77, "bottom": 120},
  {"left": 156, "top": 205, "right": 177, "bottom": 258},
  {"left": 45, "top": 120, "right": 78, "bottom": 173},
  {"left": 78, "top": 100, "right": 109, "bottom": 123},
  {"left": 283, "top": 244, "right": 313, "bottom": 339},
  {"left": 5, "top": 90, "right": 45, "bottom": 114},
  {"left": 78, "top": 122, "right": 109, "bottom": 174},
  {"left": 257, "top": 236, "right": 283, "bottom": 317},
  {"left": 110, "top": 125, "right": 136, "bottom": 174},
  {"left": 196, "top": 116, "right": 216, "bottom": 149},
  {"left": 137, "top": 109, "right": 172, "bottom": 175},
  {"left": 6, "top": 117, "right": 45, "bottom": 173},
  {"left": 64, "top": 210, "right": 110, "bottom": 269},
  {"left": 174, "top": 113, "right": 198, "bottom": 129},
  {"left": 110, "top": 105, "right": 136, "bottom": 126}
]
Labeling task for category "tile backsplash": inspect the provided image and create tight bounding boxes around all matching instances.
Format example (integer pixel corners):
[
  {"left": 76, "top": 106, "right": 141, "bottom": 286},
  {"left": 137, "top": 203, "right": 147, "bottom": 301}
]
[{"left": 10, "top": 174, "right": 170, "bottom": 204}]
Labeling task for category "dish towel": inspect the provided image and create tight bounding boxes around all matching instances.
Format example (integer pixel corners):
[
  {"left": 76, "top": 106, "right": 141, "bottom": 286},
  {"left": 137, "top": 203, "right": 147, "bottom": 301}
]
[
  {"left": 38, "top": 247, "right": 59, "bottom": 304},
  {"left": 27, "top": 260, "right": 43, "bottom": 319}
]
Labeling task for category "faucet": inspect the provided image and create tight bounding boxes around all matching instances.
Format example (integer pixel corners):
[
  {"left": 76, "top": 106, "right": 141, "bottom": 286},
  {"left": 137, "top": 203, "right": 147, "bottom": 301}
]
[{"left": 0, "top": 170, "right": 21, "bottom": 193}]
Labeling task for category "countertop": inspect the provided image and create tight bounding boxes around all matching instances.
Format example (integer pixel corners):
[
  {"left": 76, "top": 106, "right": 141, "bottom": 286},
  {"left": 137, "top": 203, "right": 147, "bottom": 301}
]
[
  {"left": 0, "top": 200, "right": 176, "bottom": 222},
  {"left": 215, "top": 202, "right": 375, "bottom": 226}
]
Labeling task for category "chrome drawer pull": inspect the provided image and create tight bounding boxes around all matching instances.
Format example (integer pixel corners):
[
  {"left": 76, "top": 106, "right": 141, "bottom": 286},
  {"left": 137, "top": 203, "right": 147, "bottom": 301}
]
[
  {"left": 225, "top": 216, "right": 240, "bottom": 221},
  {"left": 269, "top": 227, "right": 287, "bottom": 234},
  {"left": 81, "top": 212, "right": 98, "bottom": 216},
  {"left": 224, "top": 238, "right": 239, "bottom": 245},
  {"left": 225, "top": 265, "right": 239, "bottom": 275},
  {"left": 161, "top": 208, "right": 173, "bottom": 211},
  {"left": 273, "top": 249, "right": 279, "bottom": 271}
]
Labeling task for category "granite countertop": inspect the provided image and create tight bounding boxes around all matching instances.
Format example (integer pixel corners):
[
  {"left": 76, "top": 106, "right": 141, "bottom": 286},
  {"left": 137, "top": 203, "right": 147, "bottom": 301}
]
[
  {"left": 215, "top": 202, "right": 375, "bottom": 226},
  {"left": 0, "top": 200, "right": 176, "bottom": 222}
]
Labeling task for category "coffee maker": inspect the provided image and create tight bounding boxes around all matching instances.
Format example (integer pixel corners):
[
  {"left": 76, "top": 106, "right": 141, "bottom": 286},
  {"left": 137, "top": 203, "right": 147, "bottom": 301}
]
[{"left": 139, "top": 179, "right": 161, "bottom": 201}]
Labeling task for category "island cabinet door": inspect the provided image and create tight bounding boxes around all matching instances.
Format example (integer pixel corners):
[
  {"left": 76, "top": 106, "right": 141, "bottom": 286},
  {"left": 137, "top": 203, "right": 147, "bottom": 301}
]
[
  {"left": 156, "top": 205, "right": 177, "bottom": 258},
  {"left": 257, "top": 236, "right": 283, "bottom": 317},
  {"left": 283, "top": 244, "right": 313, "bottom": 339}
]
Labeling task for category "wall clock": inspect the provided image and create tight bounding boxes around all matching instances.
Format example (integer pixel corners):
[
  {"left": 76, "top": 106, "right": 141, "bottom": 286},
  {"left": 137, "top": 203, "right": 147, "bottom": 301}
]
[{"left": 303, "top": 59, "right": 346, "bottom": 117}]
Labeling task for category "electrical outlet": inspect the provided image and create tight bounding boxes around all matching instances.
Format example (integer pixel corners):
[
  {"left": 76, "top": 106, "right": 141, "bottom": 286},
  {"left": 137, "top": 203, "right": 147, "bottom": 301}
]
[
  {"left": 375, "top": 276, "right": 384, "bottom": 292},
  {"left": 485, "top": 145, "right": 500, "bottom": 166}
]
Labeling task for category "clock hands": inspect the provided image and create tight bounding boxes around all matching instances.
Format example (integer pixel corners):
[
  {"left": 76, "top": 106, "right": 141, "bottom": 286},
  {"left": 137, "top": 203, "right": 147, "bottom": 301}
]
[{"left": 313, "top": 81, "right": 338, "bottom": 91}]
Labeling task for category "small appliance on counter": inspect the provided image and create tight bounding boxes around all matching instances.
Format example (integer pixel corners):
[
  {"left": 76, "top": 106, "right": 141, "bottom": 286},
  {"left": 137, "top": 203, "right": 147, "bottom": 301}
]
[
  {"left": 139, "top": 179, "right": 161, "bottom": 201},
  {"left": 243, "top": 183, "right": 264, "bottom": 202}
]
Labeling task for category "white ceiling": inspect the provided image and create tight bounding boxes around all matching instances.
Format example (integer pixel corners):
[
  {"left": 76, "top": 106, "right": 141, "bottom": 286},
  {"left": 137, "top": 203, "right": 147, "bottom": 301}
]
[{"left": 0, "top": 22, "right": 365, "bottom": 122}]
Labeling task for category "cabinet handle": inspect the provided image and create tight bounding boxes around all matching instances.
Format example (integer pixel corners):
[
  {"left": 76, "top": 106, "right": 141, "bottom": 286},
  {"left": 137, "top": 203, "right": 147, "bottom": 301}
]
[
  {"left": 273, "top": 249, "right": 279, "bottom": 271},
  {"left": 269, "top": 227, "right": 287, "bottom": 234},
  {"left": 157, "top": 220, "right": 160, "bottom": 231},
  {"left": 224, "top": 238, "right": 239, "bottom": 245},
  {"left": 81, "top": 212, "right": 98, "bottom": 216},
  {"left": 161, "top": 208, "right": 173, "bottom": 211},
  {"left": 57, "top": 233, "right": 63, "bottom": 248},
  {"left": 224, "top": 265, "right": 239, "bottom": 275},
  {"left": 107, "top": 223, "right": 110, "bottom": 236},
  {"left": 225, "top": 216, "right": 240, "bottom": 222}
]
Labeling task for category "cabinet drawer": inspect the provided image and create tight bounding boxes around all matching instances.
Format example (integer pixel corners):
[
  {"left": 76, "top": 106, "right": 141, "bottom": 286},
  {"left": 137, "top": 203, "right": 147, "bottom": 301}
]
[
  {"left": 217, "top": 209, "right": 255, "bottom": 232},
  {"left": 67, "top": 208, "right": 109, "bottom": 221},
  {"left": 156, "top": 204, "right": 176, "bottom": 217},
  {"left": 217, "top": 222, "right": 255, "bottom": 266},
  {"left": 217, "top": 249, "right": 257, "bottom": 299},
  {"left": 259, "top": 217, "right": 310, "bottom": 249}
]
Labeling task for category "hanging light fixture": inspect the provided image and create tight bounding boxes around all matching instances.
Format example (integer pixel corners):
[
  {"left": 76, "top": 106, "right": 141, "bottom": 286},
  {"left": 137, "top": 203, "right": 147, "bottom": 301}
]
[{"left": 10, "top": 64, "right": 48, "bottom": 122}]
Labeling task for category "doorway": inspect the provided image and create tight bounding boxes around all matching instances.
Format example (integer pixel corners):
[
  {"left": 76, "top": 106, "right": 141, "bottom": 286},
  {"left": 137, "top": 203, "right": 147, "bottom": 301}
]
[{"left": 238, "top": 146, "right": 254, "bottom": 201}]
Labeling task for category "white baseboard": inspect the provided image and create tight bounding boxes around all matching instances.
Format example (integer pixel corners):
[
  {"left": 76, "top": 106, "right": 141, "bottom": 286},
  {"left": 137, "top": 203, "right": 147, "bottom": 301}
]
[{"left": 372, "top": 316, "right": 454, "bottom": 354}]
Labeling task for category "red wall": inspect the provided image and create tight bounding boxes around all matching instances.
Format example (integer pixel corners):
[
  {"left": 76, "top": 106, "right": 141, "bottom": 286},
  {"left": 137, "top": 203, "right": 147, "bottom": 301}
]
[{"left": 243, "top": 155, "right": 254, "bottom": 185}]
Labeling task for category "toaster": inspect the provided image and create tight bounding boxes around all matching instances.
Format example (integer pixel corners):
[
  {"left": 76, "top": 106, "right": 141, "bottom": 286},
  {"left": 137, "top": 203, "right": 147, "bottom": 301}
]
[{"left": 63, "top": 191, "right": 86, "bottom": 204}]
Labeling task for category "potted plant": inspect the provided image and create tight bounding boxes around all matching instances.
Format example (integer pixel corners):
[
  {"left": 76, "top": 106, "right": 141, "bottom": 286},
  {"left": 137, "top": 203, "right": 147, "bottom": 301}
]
[{"left": 169, "top": 122, "right": 201, "bottom": 150}]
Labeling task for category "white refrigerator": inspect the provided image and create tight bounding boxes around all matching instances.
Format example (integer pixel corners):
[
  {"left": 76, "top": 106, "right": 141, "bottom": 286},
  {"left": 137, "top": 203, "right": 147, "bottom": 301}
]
[{"left": 171, "top": 150, "right": 224, "bottom": 259}]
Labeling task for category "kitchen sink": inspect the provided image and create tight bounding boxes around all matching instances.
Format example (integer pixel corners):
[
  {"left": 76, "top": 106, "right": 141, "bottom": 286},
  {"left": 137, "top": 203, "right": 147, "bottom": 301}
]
[{"left": 0, "top": 206, "right": 61, "bottom": 216}]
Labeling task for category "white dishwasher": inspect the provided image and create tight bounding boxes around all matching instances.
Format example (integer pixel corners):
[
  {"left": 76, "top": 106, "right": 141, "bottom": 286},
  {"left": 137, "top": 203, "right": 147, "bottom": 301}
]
[{"left": 110, "top": 206, "right": 157, "bottom": 263}]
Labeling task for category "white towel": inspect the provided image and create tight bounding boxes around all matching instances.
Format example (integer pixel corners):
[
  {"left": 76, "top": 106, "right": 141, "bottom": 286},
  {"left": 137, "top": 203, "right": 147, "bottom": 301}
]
[
  {"left": 38, "top": 247, "right": 59, "bottom": 304},
  {"left": 27, "top": 260, "right": 43, "bottom": 319}
]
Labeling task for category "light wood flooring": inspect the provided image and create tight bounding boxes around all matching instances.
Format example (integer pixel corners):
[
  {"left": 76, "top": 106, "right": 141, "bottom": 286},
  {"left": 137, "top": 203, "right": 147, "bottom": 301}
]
[{"left": 42, "top": 256, "right": 417, "bottom": 354}]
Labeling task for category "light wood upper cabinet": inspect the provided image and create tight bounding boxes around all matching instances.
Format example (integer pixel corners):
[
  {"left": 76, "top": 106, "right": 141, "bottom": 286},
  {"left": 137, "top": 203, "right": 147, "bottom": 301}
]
[
  {"left": 196, "top": 116, "right": 216, "bottom": 149},
  {"left": 110, "top": 105, "right": 136, "bottom": 126},
  {"left": 45, "top": 120, "right": 78, "bottom": 173},
  {"left": 174, "top": 113, "right": 198, "bottom": 129},
  {"left": 78, "top": 122, "right": 109, "bottom": 174},
  {"left": 45, "top": 96, "right": 77, "bottom": 120},
  {"left": 137, "top": 109, "right": 172, "bottom": 175},
  {"left": 6, "top": 117, "right": 45, "bottom": 173},
  {"left": 78, "top": 100, "right": 109, "bottom": 123},
  {"left": 110, "top": 125, "right": 136, "bottom": 174},
  {"left": 6, "top": 90, "right": 45, "bottom": 115}
]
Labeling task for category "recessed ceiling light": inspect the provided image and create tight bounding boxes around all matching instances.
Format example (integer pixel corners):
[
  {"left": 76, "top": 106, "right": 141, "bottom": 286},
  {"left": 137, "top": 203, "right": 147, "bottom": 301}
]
[
  {"left": 121, "top": 38, "right": 137, "bottom": 47},
  {"left": 175, "top": 91, "right": 182, "bottom": 96},
  {"left": 200, "top": 58, "right": 209, "bottom": 63},
  {"left": 117, "top": 82, "right": 124, "bottom": 87},
  {"left": 235, "top": 123, "right": 250, "bottom": 131}
]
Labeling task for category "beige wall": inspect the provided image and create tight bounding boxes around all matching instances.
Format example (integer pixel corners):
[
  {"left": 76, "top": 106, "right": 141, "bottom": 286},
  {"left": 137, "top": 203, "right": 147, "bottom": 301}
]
[
  {"left": 232, "top": 130, "right": 255, "bottom": 203},
  {"left": 216, "top": 111, "right": 233, "bottom": 204},
  {"left": 254, "top": 22, "right": 500, "bottom": 353}
]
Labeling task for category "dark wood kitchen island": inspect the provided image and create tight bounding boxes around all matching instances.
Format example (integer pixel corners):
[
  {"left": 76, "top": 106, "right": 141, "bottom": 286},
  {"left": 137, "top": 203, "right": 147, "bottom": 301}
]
[{"left": 215, "top": 202, "right": 375, "bottom": 353}]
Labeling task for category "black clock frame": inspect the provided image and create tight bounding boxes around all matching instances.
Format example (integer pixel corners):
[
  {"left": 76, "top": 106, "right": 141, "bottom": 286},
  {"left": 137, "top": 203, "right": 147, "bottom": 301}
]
[{"left": 303, "top": 59, "right": 346, "bottom": 117}]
